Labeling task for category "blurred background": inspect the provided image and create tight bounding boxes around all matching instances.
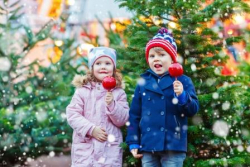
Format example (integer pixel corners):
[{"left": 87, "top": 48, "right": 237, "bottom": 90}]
[{"left": 0, "top": 0, "right": 250, "bottom": 166}]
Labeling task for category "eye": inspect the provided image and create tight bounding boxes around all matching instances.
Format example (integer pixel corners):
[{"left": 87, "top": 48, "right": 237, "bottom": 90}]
[
  {"left": 160, "top": 54, "right": 165, "bottom": 57},
  {"left": 96, "top": 62, "right": 100, "bottom": 65},
  {"left": 149, "top": 54, "right": 155, "bottom": 58},
  {"left": 106, "top": 62, "right": 111, "bottom": 65}
]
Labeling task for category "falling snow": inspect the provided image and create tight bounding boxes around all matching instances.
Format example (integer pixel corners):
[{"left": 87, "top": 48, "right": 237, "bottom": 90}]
[
  {"left": 212, "top": 120, "right": 229, "bottom": 137},
  {"left": 0, "top": 57, "right": 11, "bottom": 71}
]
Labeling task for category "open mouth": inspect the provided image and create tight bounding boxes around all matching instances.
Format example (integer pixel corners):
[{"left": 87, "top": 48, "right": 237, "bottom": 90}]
[{"left": 154, "top": 64, "right": 162, "bottom": 69}]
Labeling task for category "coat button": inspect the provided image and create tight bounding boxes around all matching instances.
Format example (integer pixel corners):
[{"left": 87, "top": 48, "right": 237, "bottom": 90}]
[
  {"left": 160, "top": 127, "right": 164, "bottom": 131},
  {"left": 147, "top": 127, "right": 150, "bottom": 131},
  {"left": 148, "top": 97, "right": 151, "bottom": 100},
  {"left": 147, "top": 111, "right": 151, "bottom": 115},
  {"left": 161, "top": 96, "right": 164, "bottom": 99},
  {"left": 160, "top": 111, "right": 164, "bottom": 115}
]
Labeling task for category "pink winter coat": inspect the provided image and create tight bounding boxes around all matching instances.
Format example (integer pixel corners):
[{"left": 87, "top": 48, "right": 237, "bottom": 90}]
[{"left": 66, "top": 75, "right": 129, "bottom": 167}]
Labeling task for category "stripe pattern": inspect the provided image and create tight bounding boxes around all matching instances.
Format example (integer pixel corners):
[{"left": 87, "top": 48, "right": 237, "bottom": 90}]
[{"left": 145, "top": 27, "right": 178, "bottom": 63}]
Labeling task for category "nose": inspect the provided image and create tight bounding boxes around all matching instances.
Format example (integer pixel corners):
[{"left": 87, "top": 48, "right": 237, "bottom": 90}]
[
  {"left": 153, "top": 55, "right": 160, "bottom": 62},
  {"left": 101, "top": 64, "right": 106, "bottom": 69}
]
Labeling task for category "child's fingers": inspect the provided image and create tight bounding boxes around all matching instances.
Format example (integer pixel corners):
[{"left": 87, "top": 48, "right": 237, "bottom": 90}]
[
  {"left": 97, "top": 134, "right": 107, "bottom": 142},
  {"left": 135, "top": 154, "right": 143, "bottom": 158},
  {"left": 106, "top": 92, "right": 112, "bottom": 97},
  {"left": 100, "top": 129, "right": 108, "bottom": 137},
  {"left": 100, "top": 127, "right": 106, "bottom": 132},
  {"left": 173, "top": 80, "right": 181, "bottom": 85},
  {"left": 99, "top": 137, "right": 106, "bottom": 142},
  {"left": 131, "top": 149, "right": 143, "bottom": 158},
  {"left": 131, "top": 149, "right": 136, "bottom": 156}
]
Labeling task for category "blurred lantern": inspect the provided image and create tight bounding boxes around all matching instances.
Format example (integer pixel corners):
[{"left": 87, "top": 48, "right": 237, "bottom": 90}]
[
  {"left": 154, "top": 19, "right": 162, "bottom": 26},
  {"left": 233, "top": 14, "right": 244, "bottom": 24},
  {"left": 152, "top": 17, "right": 162, "bottom": 26},
  {"left": 110, "top": 19, "right": 130, "bottom": 33},
  {"left": 48, "top": 0, "right": 63, "bottom": 18},
  {"left": 227, "top": 29, "right": 233, "bottom": 35},
  {"left": 47, "top": 47, "right": 63, "bottom": 64},
  {"left": 139, "top": 16, "right": 154, "bottom": 26},
  {"left": 54, "top": 40, "right": 64, "bottom": 47},
  {"left": 169, "top": 22, "right": 177, "bottom": 29},
  {"left": 196, "top": 27, "right": 202, "bottom": 34},
  {"left": 110, "top": 23, "right": 116, "bottom": 31},
  {"left": 77, "top": 43, "right": 94, "bottom": 56},
  {"left": 66, "top": 0, "right": 75, "bottom": 6}
]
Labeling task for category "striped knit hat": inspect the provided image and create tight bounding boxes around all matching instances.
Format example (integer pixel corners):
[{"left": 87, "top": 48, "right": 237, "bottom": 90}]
[{"left": 145, "top": 28, "right": 177, "bottom": 63}]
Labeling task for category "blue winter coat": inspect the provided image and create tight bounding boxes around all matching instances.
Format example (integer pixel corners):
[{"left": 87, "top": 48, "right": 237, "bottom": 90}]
[{"left": 126, "top": 69, "right": 199, "bottom": 152}]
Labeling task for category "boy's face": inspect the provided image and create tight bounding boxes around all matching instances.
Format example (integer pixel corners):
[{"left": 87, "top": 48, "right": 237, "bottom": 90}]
[
  {"left": 148, "top": 47, "right": 172, "bottom": 76},
  {"left": 93, "top": 56, "right": 114, "bottom": 82}
]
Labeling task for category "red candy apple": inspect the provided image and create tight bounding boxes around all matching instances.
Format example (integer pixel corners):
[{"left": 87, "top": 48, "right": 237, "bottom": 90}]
[
  {"left": 102, "top": 76, "right": 116, "bottom": 91},
  {"left": 169, "top": 63, "right": 183, "bottom": 79}
]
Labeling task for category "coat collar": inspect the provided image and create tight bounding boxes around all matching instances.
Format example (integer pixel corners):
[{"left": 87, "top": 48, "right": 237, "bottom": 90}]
[
  {"left": 140, "top": 69, "right": 174, "bottom": 95},
  {"left": 82, "top": 82, "right": 116, "bottom": 92}
]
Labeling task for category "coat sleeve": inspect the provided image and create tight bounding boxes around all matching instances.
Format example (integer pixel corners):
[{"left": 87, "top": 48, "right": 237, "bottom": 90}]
[
  {"left": 125, "top": 85, "right": 142, "bottom": 145},
  {"left": 66, "top": 88, "right": 95, "bottom": 139},
  {"left": 177, "top": 77, "right": 199, "bottom": 117},
  {"left": 106, "top": 89, "right": 129, "bottom": 127}
]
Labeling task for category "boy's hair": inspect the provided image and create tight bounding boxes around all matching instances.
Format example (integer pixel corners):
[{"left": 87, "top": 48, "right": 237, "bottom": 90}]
[
  {"left": 145, "top": 27, "right": 177, "bottom": 63},
  {"left": 152, "top": 47, "right": 166, "bottom": 53},
  {"left": 78, "top": 69, "right": 123, "bottom": 88}
]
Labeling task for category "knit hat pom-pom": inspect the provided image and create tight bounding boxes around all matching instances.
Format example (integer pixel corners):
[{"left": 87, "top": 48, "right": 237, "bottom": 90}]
[
  {"left": 158, "top": 27, "right": 168, "bottom": 34},
  {"left": 158, "top": 27, "right": 174, "bottom": 37}
]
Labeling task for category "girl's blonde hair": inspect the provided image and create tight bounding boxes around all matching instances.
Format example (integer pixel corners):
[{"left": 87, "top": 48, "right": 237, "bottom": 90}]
[{"left": 81, "top": 69, "right": 123, "bottom": 88}]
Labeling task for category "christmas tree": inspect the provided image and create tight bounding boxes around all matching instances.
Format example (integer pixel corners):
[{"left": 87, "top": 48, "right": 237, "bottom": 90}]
[
  {"left": 115, "top": 0, "right": 250, "bottom": 166},
  {"left": 0, "top": 1, "right": 79, "bottom": 166}
]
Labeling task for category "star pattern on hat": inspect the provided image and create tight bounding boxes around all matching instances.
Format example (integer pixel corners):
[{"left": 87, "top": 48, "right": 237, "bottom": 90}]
[
  {"left": 88, "top": 52, "right": 95, "bottom": 59},
  {"left": 95, "top": 49, "right": 105, "bottom": 56},
  {"left": 88, "top": 47, "right": 117, "bottom": 68}
]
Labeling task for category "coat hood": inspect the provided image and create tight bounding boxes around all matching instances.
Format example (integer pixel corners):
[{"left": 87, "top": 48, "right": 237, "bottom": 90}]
[{"left": 71, "top": 74, "right": 87, "bottom": 88}]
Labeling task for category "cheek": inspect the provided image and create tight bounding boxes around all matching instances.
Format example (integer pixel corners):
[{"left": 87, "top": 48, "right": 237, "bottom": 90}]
[
  {"left": 148, "top": 60, "right": 154, "bottom": 67},
  {"left": 109, "top": 70, "right": 114, "bottom": 76}
]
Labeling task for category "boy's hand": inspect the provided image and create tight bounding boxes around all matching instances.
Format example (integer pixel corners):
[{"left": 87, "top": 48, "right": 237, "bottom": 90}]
[
  {"left": 131, "top": 149, "right": 143, "bottom": 159},
  {"left": 105, "top": 92, "right": 114, "bottom": 105},
  {"left": 173, "top": 80, "right": 183, "bottom": 96},
  {"left": 92, "top": 127, "right": 108, "bottom": 142}
]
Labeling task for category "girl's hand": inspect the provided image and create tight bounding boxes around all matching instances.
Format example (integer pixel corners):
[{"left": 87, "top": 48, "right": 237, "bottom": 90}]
[
  {"left": 131, "top": 149, "right": 143, "bottom": 159},
  {"left": 105, "top": 92, "right": 114, "bottom": 105},
  {"left": 92, "top": 127, "right": 108, "bottom": 142},
  {"left": 173, "top": 80, "right": 184, "bottom": 96}
]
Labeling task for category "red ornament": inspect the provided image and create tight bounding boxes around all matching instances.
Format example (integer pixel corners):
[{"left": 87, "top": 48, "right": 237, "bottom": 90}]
[
  {"left": 102, "top": 76, "right": 116, "bottom": 91},
  {"left": 169, "top": 63, "right": 183, "bottom": 79}
]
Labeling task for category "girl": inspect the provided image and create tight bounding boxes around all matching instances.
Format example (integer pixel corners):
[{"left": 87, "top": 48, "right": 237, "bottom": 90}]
[{"left": 66, "top": 47, "right": 129, "bottom": 167}]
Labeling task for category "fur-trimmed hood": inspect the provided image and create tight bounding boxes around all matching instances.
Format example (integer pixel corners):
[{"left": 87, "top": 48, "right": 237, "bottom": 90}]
[
  {"left": 71, "top": 74, "right": 124, "bottom": 89},
  {"left": 71, "top": 74, "right": 87, "bottom": 88}
]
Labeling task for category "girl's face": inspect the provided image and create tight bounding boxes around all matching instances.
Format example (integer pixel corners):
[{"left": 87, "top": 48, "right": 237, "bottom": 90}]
[
  {"left": 148, "top": 47, "right": 172, "bottom": 76},
  {"left": 92, "top": 56, "right": 114, "bottom": 82}
]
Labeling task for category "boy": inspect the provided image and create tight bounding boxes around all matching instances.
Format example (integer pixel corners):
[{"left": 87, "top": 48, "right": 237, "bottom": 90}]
[{"left": 126, "top": 28, "right": 199, "bottom": 167}]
